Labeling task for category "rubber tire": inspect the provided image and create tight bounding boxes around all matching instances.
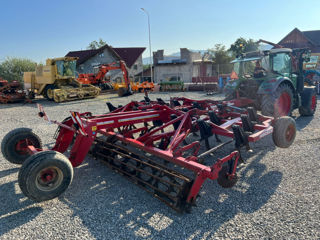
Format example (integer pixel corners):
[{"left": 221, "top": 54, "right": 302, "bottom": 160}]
[
  {"left": 1, "top": 128, "right": 42, "bottom": 164},
  {"left": 217, "top": 165, "right": 238, "bottom": 188},
  {"left": 43, "top": 84, "right": 56, "bottom": 100},
  {"left": 118, "top": 87, "right": 126, "bottom": 97},
  {"left": 261, "top": 84, "right": 293, "bottom": 117},
  {"left": 18, "top": 151, "right": 73, "bottom": 202},
  {"left": 299, "top": 87, "right": 317, "bottom": 116},
  {"left": 272, "top": 116, "right": 296, "bottom": 148}
]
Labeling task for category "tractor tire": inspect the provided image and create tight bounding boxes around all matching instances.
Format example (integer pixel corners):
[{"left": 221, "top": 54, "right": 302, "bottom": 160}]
[
  {"left": 217, "top": 165, "right": 238, "bottom": 188},
  {"left": 299, "top": 87, "right": 317, "bottom": 116},
  {"left": 261, "top": 84, "right": 293, "bottom": 117},
  {"left": 44, "top": 84, "right": 56, "bottom": 101},
  {"left": 272, "top": 116, "right": 296, "bottom": 148},
  {"left": 18, "top": 151, "right": 73, "bottom": 202},
  {"left": 1, "top": 128, "right": 42, "bottom": 164}
]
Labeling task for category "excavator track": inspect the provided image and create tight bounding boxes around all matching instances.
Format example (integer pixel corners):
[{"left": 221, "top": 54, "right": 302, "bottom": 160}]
[{"left": 92, "top": 136, "right": 193, "bottom": 212}]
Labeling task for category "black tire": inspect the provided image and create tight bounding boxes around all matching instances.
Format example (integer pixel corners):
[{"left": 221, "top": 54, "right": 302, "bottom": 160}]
[
  {"left": 299, "top": 87, "right": 317, "bottom": 116},
  {"left": 1, "top": 128, "right": 42, "bottom": 164},
  {"left": 272, "top": 116, "right": 296, "bottom": 148},
  {"left": 217, "top": 165, "right": 238, "bottom": 188},
  {"left": 118, "top": 87, "right": 126, "bottom": 97},
  {"left": 261, "top": 84, "right": 293, "bottom": 117},
  {"left": 43, "top": 84, "right": 56, "bottom": 100},
  {"left": 118, "top": 87, "right": 133, "bottom": 97},
  {"left": 18, "top": 151, "right": 73, "bottom": 202}
]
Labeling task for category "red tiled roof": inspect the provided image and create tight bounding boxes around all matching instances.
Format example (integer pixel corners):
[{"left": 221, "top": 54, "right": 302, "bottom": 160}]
[
  {"left": 65, "top": 45, "right": 145, "bottom": 68},
  {"left": 113, "top": 48, "right": 145, "bottom": 68}
]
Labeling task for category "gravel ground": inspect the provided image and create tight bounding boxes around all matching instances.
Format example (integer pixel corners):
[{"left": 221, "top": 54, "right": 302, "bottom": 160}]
[{"left": 0, "top": 92, "right": 319, "bottom": 240}]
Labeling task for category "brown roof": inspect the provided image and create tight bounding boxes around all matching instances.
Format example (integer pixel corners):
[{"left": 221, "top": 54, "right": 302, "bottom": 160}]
[
  {"left": 302, "top": 30, "right": 320, "bottom": 46},
  {"left": 113, "top": 48, "right": 145, "bottom": 68},
  {"left": 65, "top": 45, "right": 145, "bottom": 68}
]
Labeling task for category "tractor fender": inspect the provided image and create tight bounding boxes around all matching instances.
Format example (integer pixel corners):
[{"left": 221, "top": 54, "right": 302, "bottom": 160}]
[{"left": 257, "top": 77, "right": 294, "bottom": 95}]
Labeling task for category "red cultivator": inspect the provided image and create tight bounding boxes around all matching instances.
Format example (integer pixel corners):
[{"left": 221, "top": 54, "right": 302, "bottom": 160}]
[
  {"left": 1, "top": 96, "right": 296, "bottom": 212},
  {"left": 0, "top": 80, "right": 27, "bottom": 104}
]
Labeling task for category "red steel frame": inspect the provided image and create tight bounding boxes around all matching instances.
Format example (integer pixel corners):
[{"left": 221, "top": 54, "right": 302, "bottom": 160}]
[{"left": 25, "top": 101, "right": 275, "bottom": 204}]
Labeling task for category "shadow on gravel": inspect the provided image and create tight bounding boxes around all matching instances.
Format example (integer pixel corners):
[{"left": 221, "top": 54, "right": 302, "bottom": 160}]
[
  {"left": 294, "top": 115, "right": 314, "bottom": 131},
  {"left": 0, "top": 168, "right": 42, "bottom": 236},
  {"left": 60, "top": 139, "right": 281, "bottom": 240}
]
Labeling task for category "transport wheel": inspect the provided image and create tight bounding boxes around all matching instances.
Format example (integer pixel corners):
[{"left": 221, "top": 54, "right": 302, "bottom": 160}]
[
  {"left": 1, "top": 128, "right": 42, "bottom": 164},
  {"left": 299, "top": 87, "right": 317, "bottom": 116},
  {"left": 217, "top": 165, "right": 238, "bottom": 188},
  {"left": 18, "top": 151, "right": 73, "bottom": 202},
  {"left": 44, "top": 85, "right": 56, "bottom": 100},
  {"left": 261, "top": 84, "right": 293, "bottom": 117},
  {"left": 272, "top": 116, "right": 296, "bottom": 148}
]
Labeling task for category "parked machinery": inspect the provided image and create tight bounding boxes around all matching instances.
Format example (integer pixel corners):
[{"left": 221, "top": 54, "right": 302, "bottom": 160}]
[
  {"left": 77, "top": 60, "right": 135, "bottom": 97},
  {"left": 24, "top": 57, "right": 100, "bottom": 103},
  {"left": 224, "top": 39, "right": 317, "bottom": 117},
  {"left": 2, "top": 96, "right": 296, "bottom": 212},
  {"left": 0, "top": 79, "right": 27, "bottom": 103}
]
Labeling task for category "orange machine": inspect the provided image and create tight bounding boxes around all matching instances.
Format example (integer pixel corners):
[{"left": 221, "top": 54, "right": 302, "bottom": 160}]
[{"left": 77, "top": 60, "right": 132, "bottom": 97}]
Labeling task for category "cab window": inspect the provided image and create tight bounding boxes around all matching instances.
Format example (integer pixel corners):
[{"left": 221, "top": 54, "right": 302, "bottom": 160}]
[{"left": 272, "top": 53, "right": 291, "bottom": 74}]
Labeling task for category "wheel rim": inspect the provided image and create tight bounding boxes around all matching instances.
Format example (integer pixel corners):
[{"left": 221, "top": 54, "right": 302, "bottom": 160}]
[
  {"left": 275, "top": 92, "right": 291, "bottom": 116},
  {"left": 15, "top": 139, "right": 36, "bottom": 155},
  {"left": 47, "top": 89, "right": 54, "bottom": 99},
  {"left": 35, "top": 166, "right": 63, "bottom": 191},
  {"left": 285, "top": 123, "right": 295, "bottom": 142},
  {"left": 311, "top": 95, "right": 317, "bottom": 111}
]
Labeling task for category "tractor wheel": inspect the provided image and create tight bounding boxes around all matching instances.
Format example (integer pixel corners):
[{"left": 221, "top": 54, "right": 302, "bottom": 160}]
[
  {"left": 217, "top": 165, "right": 238, "bottom": 188},
  {"left": 44, "top": 85, "right": 56, "bottom": 101},
  {"left": 261, "top": 84, "right": 293, "bottom": 117},
  {"left": 1, "top": 128, "right": 42, "bottom": 164},
  {"left": 299, "top": 87, "right": 317, "bottom": 116},
  {"left": 272, "top": 116, "right": 296, "bottom": 148},
  {"left": 18, "top": 151, "right": 73, "bottom": 202}
]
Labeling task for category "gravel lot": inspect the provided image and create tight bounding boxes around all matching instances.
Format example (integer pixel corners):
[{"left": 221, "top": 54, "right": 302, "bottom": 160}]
[{"left": 0, "top": 91, "right": 319, "bottom": 240}]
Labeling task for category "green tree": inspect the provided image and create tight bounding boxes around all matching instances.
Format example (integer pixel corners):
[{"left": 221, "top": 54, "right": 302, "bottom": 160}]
[
  {"left": 87, "top": 38, "right": 107, "bottom": 50},
  {"left": 206, "top": 44, "right": 233, "bottom": 74},
  {"left": 229, "top": 37, "right": 259, "bottom": 57},
  {"left": 0, "top": 57, "right": 37, "bottom": 83}
]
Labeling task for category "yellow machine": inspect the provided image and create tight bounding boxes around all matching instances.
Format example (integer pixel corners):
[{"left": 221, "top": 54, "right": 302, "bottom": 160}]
[{"left": 24, "top": 57, "right": 100, "bottom": 102}]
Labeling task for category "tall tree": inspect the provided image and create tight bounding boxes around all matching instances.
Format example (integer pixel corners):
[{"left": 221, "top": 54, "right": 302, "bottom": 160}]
[
  {"left": 0, "top": 57, "right": 37, "bottom": 83},
  {"left": 87, "top": 38, "right": 107, "bottom": 50},
  {"left": 229, "top": 37, "right": 259, "bottom": 57},
  {"left": 206, "top": 44, "right": 233, "bottom": 74}
]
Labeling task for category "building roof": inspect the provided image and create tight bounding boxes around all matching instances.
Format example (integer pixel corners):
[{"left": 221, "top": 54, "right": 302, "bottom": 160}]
[
  {"left": 113, "top": 48, "right": 145, "bottom": 68},
  {"left": 278, "top": 28, "right": 320, "bottom": 48},
  {"left": 65, "top": 45, "right": 145, "bottom": 68},
  {"left": 302, "top": 30, "right": 320, "bottom": 46}
]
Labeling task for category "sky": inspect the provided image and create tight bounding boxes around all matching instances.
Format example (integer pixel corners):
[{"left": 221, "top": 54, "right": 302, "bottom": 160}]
[{"left": 1, "top": 0, "right": 319, "bottom": 63}]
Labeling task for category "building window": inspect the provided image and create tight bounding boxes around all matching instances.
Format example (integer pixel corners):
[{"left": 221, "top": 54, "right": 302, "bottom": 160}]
[
  {"left": 99, "top": 53, "right": 104, "bottom": 58},
  {"left": 133, "top": 64, "right": 138, "bottom": 70}
]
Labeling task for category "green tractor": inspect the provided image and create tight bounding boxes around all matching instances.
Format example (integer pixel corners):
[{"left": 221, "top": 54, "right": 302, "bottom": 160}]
[{"left": 224, "top": 43, "right": 317, "bottom": 117}]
